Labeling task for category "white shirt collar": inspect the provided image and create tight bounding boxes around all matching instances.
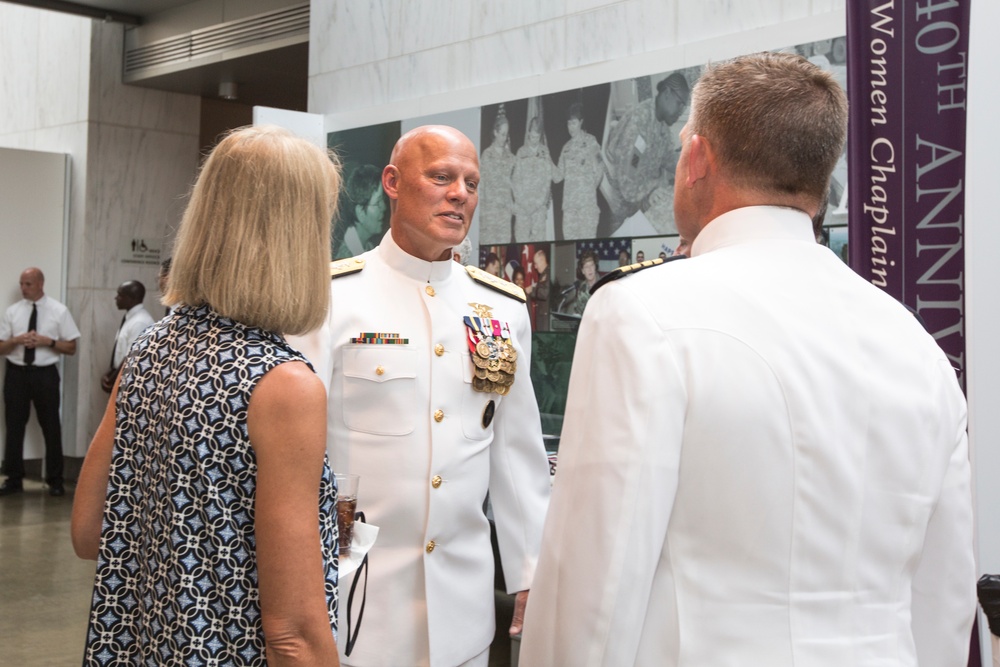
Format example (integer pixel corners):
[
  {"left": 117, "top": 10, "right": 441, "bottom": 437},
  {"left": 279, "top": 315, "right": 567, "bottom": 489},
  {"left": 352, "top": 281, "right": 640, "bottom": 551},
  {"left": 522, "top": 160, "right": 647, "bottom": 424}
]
[
  {"left": 692, "top": 206, "right": 815, "bottom": 257},
  {"left": 379, "top": 229, "right": 455, "bottom": 283}
]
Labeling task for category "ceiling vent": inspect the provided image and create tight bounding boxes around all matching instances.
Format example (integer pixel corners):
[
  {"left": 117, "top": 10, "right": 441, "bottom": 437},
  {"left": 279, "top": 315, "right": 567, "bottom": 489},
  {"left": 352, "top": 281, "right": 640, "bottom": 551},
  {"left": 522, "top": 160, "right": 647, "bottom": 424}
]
[{"left": 124, "top": 3, "right": 309, "bottom": 81}]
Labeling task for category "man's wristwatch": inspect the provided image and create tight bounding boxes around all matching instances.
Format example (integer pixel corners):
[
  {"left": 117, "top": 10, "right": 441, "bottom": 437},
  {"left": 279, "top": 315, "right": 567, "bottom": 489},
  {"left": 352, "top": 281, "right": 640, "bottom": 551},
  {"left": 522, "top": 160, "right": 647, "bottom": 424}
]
[{"left": 49, "top": 339, "right": 56, "bottom": 348}]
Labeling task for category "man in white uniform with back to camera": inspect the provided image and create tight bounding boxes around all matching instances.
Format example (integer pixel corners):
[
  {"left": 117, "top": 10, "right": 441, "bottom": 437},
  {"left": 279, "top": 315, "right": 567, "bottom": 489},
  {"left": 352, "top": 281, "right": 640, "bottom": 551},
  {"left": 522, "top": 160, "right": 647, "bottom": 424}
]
[
  {"left": 293, "top": 125, "right": 551, "bottom": 667},
  {"left": 520, "top": 51, "right": 975, "bottom": 667}
]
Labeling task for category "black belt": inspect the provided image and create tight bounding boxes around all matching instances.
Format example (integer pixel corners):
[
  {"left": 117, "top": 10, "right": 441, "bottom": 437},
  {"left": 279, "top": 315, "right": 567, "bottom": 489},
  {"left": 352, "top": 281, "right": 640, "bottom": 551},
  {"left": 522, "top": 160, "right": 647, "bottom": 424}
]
[{"left": 6, "top": 360, "right": 56, "bottom": 371}]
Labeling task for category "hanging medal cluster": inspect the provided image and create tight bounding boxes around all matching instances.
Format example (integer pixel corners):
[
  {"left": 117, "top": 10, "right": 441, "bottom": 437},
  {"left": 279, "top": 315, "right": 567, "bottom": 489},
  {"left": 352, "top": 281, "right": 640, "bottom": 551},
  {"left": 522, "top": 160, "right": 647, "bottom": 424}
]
[{"left": 464, "top": 303, "right": 517, "bottom": 395}]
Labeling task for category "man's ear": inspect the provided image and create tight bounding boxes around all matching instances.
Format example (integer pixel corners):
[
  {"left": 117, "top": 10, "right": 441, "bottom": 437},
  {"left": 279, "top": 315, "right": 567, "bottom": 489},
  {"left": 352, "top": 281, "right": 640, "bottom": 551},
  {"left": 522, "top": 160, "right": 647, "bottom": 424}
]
[
  {"left": 685, "top": 134, "right": 714, "bottom": 185},
  {"left": 382, "top": 165, "right": 400, "bottom": 200}
]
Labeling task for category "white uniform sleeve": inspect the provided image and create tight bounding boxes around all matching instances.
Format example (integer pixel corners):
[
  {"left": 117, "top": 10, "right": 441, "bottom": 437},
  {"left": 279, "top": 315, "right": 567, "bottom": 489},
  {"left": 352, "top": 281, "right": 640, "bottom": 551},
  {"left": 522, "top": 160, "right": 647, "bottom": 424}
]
[
  {"left": 519, "top": 283, "right": 686, "bottom": 667},
  {"left": 910, "top": 361, "right": 976, "bottom": 667},
  {"left": 489, "top": 303, "right": 552, "bottom": 593}
]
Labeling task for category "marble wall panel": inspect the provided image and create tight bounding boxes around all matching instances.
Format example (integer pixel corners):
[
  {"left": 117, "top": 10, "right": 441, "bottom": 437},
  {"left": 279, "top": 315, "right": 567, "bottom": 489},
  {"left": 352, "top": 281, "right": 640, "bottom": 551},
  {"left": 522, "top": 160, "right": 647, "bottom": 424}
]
[
  {"left": 311, "top": 0, "right": 393, "bottom": 71},
  {"left": 89, "top": 22, "right": 201, "bottom": 134},
  {"left": 385, "top": 42, "right": 473, "bottom": 108},
  {"left": 35, "top": 11, "right": 88, "bottom": 129},
  {"left": 309, "top": 62, "right": 391, "bottom": 115},
  {"left": 564, "top": 4, "right": 634, "bottom": 68},
  {"left": 308, "top": 0, "right": 836, "bottom": 119},
  {"left": 83, "top": 124, "right": 198, "bottom": 291},
  {"left": 0, "top": 5, "right": 41, "bottom": 136},
  {"left": 470, "top": 0, "right": 568, "bottom": 40},
  {"left": 565, "top": 0, "right": 620, "bottom": 15},
  {"left": 631, "top": 0, "right": 679, "bottom": 52},
  {"left": 64, "top": 286, "right": 95, "bottom": 457},
  {"left": 782, "top": 0, "right": 813, "bottom": 21},
  {"left": 30, "top": 122, "right": 90, "bottom": 288},
  {"left": 468, "top": 21, "right": 565, "bottom": 91},
  {"left": 394, "top": 0, "right": 474, "bottom": 59},
  {"left": 676, "top": 0, "right": 784, "bottom": 46}
]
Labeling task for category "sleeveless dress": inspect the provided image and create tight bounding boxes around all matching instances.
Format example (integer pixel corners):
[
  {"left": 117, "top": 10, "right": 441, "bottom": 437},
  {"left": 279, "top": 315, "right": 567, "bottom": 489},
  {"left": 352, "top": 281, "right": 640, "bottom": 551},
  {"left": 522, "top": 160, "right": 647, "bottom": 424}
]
[{"left": 83, "top": 305, "right": 339, "bottom": 666}]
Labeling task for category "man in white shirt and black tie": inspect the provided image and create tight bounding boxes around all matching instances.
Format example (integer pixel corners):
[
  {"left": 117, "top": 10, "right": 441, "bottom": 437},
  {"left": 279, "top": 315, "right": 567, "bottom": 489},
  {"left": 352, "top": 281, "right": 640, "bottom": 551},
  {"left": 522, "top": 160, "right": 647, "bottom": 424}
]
[{"left": 0, "top": 267, "right": 80, "bottom": 496}]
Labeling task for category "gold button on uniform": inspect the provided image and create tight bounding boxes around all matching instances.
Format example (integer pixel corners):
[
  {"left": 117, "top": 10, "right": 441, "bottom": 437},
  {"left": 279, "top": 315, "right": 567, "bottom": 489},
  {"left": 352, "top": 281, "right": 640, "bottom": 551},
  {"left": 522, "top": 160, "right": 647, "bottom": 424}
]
[
  {"left": 375, "top": 365, "right": 385, "bottom": 376},
  {"left": 426, "top": 540, "right": 436, "bottom": 553},
  {"left": 433, "top": 410, "right": 444, "bottom": 423},
  {"left": 431, "top": 475, "right": 443, "bottom": 488},
  {"left": 425, "top": 285, "right": 436, "bottom": 296},
  {"left": 434, "top": 344, "right": 445, "bottom": 356}
]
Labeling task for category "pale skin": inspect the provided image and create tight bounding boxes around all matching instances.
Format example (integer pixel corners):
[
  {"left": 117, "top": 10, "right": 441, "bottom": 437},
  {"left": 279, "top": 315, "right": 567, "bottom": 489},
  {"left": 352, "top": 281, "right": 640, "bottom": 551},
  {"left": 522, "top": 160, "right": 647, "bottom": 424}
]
[
  {"left": 673, "top": 122, "right": 821, "bottom": 246},
  {"left": 381, "top": 125, "right": 531, "bottom": 637},
  {"left": 72, "top": 363, "right": 339, "bottom": 666},
  {"left": 0, "top": 268, "right": 76, "bottom": 357}
]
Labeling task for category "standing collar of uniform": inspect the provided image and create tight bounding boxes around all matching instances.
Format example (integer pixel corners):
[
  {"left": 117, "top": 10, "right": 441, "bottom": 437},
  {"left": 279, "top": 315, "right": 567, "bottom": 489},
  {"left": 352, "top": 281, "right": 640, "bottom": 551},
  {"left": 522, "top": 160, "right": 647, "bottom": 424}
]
[
  {"left": 691, "top": 206, "right": 814, "bottom": 257},
  {"left": 124, "top": 303, "right": 146, "bottom": 319},
  {"left": 379, "top": 228, "right": 455, "bottom": 283}
]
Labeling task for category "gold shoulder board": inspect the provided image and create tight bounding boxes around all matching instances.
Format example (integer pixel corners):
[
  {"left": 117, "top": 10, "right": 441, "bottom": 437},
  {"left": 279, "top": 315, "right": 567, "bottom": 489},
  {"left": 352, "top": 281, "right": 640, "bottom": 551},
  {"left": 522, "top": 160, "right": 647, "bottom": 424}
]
[
  {"left": 330, "top": 257, "right": 365, "bottom": 279},
  {"left": 590, "top": 255, "right": 686, "bottom": 294},
  {"left": 465, "top": 265, "right": 526, "bottom": 303}
]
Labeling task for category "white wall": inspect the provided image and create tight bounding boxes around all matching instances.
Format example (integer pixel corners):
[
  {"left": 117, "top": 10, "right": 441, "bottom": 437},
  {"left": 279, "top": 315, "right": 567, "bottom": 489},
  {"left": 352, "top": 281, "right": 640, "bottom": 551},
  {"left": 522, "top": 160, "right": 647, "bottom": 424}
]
[
  {"left": 310, "top": 0, "right": 846, "bottom": 129},
  {"left": 0, "top": 5, "right": 202, "bottom": 458},
  {"left": 0, "top": 148, "right": 69, "bottom": 464},
  {"left": 966, "top": 0, "right": 1000, "bottom": 657}
]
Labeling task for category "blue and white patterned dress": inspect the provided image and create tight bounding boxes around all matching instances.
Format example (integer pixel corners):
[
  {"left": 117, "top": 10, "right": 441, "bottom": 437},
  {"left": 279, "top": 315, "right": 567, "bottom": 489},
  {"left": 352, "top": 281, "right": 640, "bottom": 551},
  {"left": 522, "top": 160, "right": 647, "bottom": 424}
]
[{"left": 83, "top": 305, "right": 339, "bottom": 666}]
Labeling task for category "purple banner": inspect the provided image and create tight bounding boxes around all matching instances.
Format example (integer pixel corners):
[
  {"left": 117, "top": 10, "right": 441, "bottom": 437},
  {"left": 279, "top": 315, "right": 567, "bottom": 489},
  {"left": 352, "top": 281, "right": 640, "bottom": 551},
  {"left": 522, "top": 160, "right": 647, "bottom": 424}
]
[{"left": 847, "top": 0, "right": 970, "bottom": 388}]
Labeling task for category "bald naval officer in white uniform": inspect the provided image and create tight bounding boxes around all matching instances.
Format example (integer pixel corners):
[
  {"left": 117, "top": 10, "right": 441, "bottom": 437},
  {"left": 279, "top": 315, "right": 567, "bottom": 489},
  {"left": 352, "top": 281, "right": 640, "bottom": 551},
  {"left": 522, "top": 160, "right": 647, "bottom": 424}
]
[{"left": 291, "top": 125, "right": 551, "bottom": 667}]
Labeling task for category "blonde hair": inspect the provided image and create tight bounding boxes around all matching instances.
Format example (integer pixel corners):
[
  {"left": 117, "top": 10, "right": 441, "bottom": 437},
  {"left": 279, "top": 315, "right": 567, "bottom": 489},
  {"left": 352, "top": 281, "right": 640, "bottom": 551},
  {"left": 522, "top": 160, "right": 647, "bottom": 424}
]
[{"left": 166, "top": 125, "right": 340, "bottom": 334}]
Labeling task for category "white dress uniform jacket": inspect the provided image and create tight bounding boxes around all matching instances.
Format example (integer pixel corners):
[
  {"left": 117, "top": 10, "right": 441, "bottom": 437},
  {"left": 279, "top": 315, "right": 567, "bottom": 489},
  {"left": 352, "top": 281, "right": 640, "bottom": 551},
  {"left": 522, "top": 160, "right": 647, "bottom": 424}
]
[
  {"left": 293, "top": 232, "right": 551, "bottom": 667},
  {"left": 519, "top": 207, "right": 975, "bottom": 667}
]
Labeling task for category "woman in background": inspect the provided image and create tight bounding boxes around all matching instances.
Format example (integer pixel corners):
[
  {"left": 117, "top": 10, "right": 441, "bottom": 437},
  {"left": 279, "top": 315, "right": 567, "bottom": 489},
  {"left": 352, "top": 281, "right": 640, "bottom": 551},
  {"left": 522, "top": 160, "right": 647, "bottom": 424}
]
[
  {"left": 568, "top": 249, "right": 601, "bottom": 316},
  {"left": 72, "top": 126, "right": 342, "bottom": 666},
  {"left": 554, "top": 103, "right": 604, "bottom": 240},
  {"left": 512, "top": 117, "right": 557, "bottom": 242},
  {"left": 479, "top": 107, "right": 517, "bottom": 244}
]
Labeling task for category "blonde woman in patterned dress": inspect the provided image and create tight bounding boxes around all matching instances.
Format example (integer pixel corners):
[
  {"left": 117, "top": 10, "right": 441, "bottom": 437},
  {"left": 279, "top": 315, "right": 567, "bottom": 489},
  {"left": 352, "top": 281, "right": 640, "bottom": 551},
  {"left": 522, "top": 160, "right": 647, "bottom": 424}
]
[{"left": 72, "top": 126, "right": 343, "bottom": 667}]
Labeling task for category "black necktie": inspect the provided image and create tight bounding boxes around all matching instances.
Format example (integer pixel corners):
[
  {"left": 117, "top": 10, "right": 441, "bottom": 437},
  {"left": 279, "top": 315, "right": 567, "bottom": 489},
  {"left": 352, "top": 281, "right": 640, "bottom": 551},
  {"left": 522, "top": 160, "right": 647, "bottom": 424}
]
[
  {"left": 109, "top": 314, "right": 126, "bottom": 369},
  {"left": 24, "top": 303, "right": 37, "bottom": 366}
]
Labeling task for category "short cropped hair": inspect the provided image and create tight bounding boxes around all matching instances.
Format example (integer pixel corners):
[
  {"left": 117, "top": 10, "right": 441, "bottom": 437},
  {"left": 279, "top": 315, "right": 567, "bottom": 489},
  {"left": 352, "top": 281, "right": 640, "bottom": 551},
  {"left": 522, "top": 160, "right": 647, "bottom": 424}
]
[
  {"left": 689, "top": 51, "right": 847, "bottom": 202},
  {"left": 121, "top": 280, "right": 145, "bottom": 303},
  {"left": 166, "top": 125, "right": 340, "bottom": 335}
]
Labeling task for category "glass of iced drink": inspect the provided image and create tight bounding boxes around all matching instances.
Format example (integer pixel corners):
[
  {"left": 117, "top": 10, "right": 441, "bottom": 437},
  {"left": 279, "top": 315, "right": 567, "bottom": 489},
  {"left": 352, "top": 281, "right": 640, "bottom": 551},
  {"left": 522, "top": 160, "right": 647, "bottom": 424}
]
[{"left": 333, "top": 473, "right": 360, "bottom": 557}]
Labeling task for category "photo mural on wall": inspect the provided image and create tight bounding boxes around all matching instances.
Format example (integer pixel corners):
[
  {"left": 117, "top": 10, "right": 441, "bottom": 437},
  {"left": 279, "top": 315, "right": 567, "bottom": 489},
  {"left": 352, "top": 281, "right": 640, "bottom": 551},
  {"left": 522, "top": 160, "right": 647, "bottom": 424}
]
[
  {"left": 327, "top": 121, "right": 401, "bottom": 260},
  {"left": 329, "top": 38, "right": 848, "bottom": 432}
]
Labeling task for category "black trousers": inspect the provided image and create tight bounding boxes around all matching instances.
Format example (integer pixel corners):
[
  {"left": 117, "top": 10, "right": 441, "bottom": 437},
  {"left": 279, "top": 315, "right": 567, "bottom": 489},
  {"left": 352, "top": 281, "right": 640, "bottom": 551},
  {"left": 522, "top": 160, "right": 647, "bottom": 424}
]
[{"left": 3, "top": 361, "right": 64, "bottom": 485}]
